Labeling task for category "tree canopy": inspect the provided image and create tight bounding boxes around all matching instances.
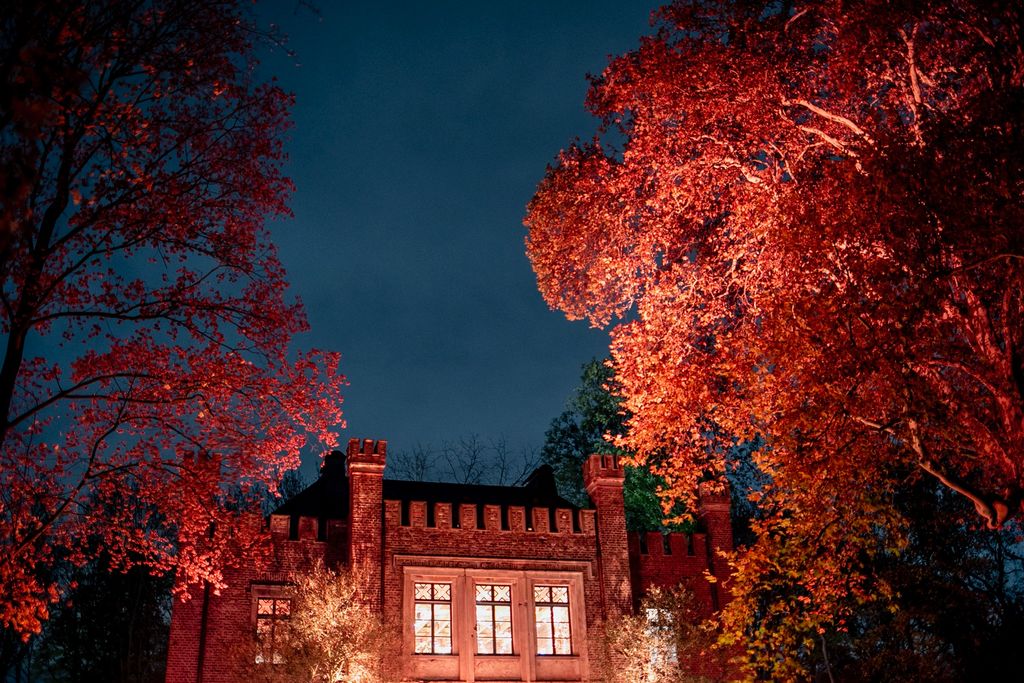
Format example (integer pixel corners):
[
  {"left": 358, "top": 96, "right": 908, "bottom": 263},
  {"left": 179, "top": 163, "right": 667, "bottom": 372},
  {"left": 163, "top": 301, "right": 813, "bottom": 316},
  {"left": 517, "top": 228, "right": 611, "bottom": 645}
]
[
  {"left": 541, "top": 358, "right": 689, "bottom": 531},
  {"left": 525, "top": 0, "right": 1023, "bottom": 676},
  {"left": 0, "top": 0, "right": 344, "bottom": 635}
]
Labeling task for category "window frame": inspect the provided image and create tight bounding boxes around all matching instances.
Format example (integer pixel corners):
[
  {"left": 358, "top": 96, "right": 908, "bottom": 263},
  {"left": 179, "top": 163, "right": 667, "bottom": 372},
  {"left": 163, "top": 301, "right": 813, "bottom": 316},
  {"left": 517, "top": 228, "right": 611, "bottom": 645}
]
[
  {"left": 473, "top": 583, "right": 514, "bottom": 656},
  {"left": 412, "top": 581, "right": 455, "bottom": 655},
  {"left": 404, "top": 569, "right": 463, "bottom": 660},
  {"left": 401, "top": 566, "right": 588, "bottom": 678},
  {"left": 532, "top": 583, "right": 573, "bottom": 656},
  {"left": 250, "top": 583, "right": 293, "bottom": 665}
]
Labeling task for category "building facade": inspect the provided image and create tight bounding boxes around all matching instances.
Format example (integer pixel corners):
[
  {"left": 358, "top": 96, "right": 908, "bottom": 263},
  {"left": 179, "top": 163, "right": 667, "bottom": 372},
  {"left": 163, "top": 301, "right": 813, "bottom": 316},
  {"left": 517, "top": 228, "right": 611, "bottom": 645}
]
[{"left": 165, "top": 438, "right": 733, "bottom": 682}]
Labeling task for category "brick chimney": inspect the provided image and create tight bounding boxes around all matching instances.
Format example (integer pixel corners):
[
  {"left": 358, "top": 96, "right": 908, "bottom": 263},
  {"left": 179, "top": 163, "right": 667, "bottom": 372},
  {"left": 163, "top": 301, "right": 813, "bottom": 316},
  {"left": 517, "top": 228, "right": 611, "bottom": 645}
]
[
  {"left": 583, "top": 454, "right": 631, "bottom": 617},
  {"left": 347, "top": 438, "right": 386, "bottom": 609}
]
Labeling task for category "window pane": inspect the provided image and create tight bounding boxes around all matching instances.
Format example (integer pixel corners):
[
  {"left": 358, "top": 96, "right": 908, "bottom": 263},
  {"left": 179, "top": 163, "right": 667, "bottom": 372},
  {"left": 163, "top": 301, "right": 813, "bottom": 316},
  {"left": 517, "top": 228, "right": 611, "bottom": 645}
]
[
  {"left": 495, "top": 636, "right": 513, "bottom": 654},
  {"left": 496, "top": 620, "right": 512, "bottom": 638},
  {"left": 552, "top": 606, "right": 569, "bottom": 623},
  {"left": 254, "top": 596, "right": 291, "bottom": 667},
  {"left": 553, "top": 622, "right": 571, "bottom": 639},
  {"left": 415, "top": 604, "right": 433, "bottom": 622},
  {"left": 414, "top": 620, "right": 432, "bottom": 637},
  {"left": 415, "top": 636, "right": 432, "bottom": 654},
  {"left": 536, "top": 638, "right": 553, "bottom": 655},
  {"left": 476, "top": 584, "right": 491, "bottom": 602},
  {"left": 414, "top": 583, "right": 432, "bottom": 600},
  {"left": 433, "top": 604, "right": 450, "bottom": 621},
  {"left": 493, "top": 585, "right": 511, "bottom": 602},
  {"left": 535, "top": 606, "right": 551, "bottom": 624},
  {"left": 550, "top": 586, "right": 569, "bottom": 603},
  {"left": 477, "top": 636, "right": 493, "bottom": 654},
  {"left": 534, "top": 586, "right": 550, "bottom": 603},
  {"left": 434, "top": 584, "right": 451, "bottom": 600},
  {"left": 535, "top": 614, "right": 552, "bottom": 639},
  {"left": 434, "top": 620, "right": 451, "bottom": 638},
  {"left": 494, "top": 605, "right": 511, "bottom": 623},
  {"left": 554, "top": 637, "right": 571, "bottom": 655},
  {"left": 434, "top": 637, "right": 452, "bottom": 654}
]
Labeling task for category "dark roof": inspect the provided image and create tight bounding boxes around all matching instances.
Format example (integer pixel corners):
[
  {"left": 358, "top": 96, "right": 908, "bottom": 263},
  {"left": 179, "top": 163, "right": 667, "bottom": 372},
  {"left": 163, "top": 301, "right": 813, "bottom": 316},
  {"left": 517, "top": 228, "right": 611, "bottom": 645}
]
[
  {"left": 272, "top": 451, "right": 579, "bottom": 520},
  {"left": 272, "top": 450, "right": 349, "bottom": 519}
]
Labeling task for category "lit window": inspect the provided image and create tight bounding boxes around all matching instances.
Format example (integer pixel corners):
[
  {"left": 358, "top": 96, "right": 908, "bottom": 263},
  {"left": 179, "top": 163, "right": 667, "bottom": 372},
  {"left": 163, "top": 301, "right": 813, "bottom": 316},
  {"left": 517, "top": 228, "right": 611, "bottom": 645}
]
[
  {"left": 475, "top": 584, "right": 513, "bottom": 655},
  {"left": 534, "top": 585, "right": 571, "bottom": 655},
  {"left": 413, "top": 582, "right": 453, "bottom": 654},
  {"left": 646, "top": 607, "right": 678, "bottom": 667},
  {"left": 255, "top": 597, "right": 291, "bottom": 664}
]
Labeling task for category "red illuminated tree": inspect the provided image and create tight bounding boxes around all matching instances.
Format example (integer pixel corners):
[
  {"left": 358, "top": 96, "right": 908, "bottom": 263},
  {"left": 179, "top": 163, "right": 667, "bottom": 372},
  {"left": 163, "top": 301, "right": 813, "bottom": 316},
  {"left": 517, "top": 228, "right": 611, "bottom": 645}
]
[
  {"left": 526, "top": 0, "right": 1022, "bottom": 676},
  {"left": 0, "top": 0, "right": 344, "bottom": 636}
]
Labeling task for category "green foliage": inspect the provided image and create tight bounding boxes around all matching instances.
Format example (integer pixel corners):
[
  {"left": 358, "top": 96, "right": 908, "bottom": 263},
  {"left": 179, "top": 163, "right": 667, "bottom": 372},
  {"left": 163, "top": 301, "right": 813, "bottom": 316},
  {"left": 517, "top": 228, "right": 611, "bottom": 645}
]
[
  {"left": 542, "top": 359, "right": 686, "bottom": 531},
  {"left": 806, "top": 481, "right": 1024, "bottom": 682},
  {"left": 32, "top": 555, "right": 171, "bottom": 683},
  {"left": 541, "top": 359, "right": 630, "bottom": 508}
]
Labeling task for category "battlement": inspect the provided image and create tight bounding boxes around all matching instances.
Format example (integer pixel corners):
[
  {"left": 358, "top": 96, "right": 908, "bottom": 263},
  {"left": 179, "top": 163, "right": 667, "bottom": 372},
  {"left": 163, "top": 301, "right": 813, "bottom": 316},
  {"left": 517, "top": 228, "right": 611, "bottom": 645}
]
[
  {"left": 582, "top": 453, "right": 625, "bottom": 495},
  {"left": 628, "top": 530, "right": 706, "bottom": 559},
  {"left": 347, "top": 437, "right": 387, "bottom": 467},
  {"left": 628, "top": 530, "right": 720, "bottom": 620},
  {"left": 268, "top": 514, "right": 347, "bottom": 543},
  {"left": 384, "top": 499, "right": 596, "bottom": 535},
  {"left": 697, "top": 480, "right": 730, "bottom": 509}
]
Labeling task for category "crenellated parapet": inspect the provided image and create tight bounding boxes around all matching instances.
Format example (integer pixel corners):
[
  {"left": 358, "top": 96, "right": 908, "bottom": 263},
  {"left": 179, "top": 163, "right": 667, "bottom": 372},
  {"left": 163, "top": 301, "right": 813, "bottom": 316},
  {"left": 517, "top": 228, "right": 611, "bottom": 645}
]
[
  {"left": 267, "top": 514, "right": 348, "bottom": 544},
  {"left": 628, "top": 529, "right": 719, "bottom": 617},
  {"left": 582, "top": 453, "right": 625, "bottom": 497},
  {"left": 384, "top": 499, "right": 595, "bottom": 535},
  {"left": 628, "top": 530, "right": 707, "bottom": 559},
  {"left": 347, "top": 437, "right": 387, "bottom": 471}
]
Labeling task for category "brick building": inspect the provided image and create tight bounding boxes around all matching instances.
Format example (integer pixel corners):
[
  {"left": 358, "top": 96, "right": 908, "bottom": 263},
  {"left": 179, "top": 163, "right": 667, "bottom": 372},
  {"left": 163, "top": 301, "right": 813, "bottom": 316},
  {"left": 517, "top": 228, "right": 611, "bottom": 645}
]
[{"left": 165, "top": 438, "right": 733, "bottom": 682}]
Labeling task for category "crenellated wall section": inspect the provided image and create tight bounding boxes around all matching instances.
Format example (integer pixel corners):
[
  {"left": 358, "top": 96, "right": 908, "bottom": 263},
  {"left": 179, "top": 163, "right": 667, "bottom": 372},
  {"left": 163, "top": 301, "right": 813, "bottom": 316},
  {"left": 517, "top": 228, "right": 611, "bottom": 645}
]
[
  {"left": 628, "top": 530, "right": 717, "bottom": 615},
  {"left": 166, "top": 440, "right": 735, "bottom": 683}
]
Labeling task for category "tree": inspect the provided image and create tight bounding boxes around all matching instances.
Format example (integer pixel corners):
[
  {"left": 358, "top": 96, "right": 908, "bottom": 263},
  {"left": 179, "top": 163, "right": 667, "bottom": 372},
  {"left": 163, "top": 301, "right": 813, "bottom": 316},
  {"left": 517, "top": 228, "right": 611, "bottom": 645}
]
[
  {"left": 541, "top": 358, "right": 687, "bottom": 531},
  {"left": 541, "top": 359, "right": 629, "bottom": 507},
  {"left": 0, "top": 0, "right": 345, "bottom": 636},
  {"left": 236, "top": 562, "right": 400, "bottom": 683},
  {"left": 604, "top": 585, "right": 728, "bottom": 683},
  {"left": 805, "top": 478, "right": 1024, "bottom": 682},
  {"left": 32, "top": 553, "right": 171, "bottom": 683},
  {"left": 525, "top": 0, "right": 1022, "bottom": 676},
  {"left": 388, "top": 434, "right": 539, "bottom": 486}
]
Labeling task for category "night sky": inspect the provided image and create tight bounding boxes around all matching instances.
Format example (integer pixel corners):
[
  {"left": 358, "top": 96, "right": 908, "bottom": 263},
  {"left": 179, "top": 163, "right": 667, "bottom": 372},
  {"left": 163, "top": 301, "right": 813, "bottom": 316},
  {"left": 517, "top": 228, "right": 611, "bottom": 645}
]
[{"left": 256, "top": 1, "right": 659, "bottom": 466}]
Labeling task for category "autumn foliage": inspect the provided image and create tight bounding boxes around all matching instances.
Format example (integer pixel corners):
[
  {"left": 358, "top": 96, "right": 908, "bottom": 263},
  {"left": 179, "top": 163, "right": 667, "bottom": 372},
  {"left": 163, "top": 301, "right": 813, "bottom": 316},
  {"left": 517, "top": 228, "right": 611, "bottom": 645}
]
[
  {"left": 526, "top": 0, "right": 1022, "bottom": 677},
  {"left": 238, "top": 562, "right": 400, "bottom": 683},
  {"left": 0, "top": 0, "right": 344, "bottom": 635}
]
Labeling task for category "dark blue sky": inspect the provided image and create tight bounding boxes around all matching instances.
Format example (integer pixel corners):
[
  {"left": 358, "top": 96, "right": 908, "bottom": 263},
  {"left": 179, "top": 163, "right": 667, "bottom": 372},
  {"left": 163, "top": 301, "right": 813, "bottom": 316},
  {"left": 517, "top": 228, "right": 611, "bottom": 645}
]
[{"left": 257, "top": 1, "right": 658, "bottom": 462}]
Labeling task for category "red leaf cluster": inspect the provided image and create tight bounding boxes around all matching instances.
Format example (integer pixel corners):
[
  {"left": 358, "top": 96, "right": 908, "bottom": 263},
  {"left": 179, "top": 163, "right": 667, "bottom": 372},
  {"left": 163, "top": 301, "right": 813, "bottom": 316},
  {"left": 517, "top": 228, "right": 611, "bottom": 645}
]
[
  {"left": 0, "top": 0, "right": 344, "bottom": 635},
  {"left": 525, "top": 1, "right": 1022, "bottom": 674}
]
